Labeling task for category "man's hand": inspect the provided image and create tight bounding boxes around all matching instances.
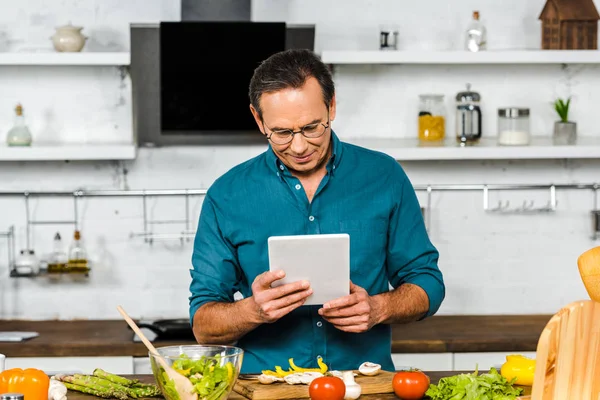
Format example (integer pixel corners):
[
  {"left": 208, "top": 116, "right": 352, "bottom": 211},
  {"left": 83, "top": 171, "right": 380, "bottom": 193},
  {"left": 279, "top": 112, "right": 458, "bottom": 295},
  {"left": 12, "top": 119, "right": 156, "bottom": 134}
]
[
  {"left": 250, "top": 270, "right": 313, "bottom": 324},
  {"left": 318, "top": 281, "right": 383, "bottom": 333}
]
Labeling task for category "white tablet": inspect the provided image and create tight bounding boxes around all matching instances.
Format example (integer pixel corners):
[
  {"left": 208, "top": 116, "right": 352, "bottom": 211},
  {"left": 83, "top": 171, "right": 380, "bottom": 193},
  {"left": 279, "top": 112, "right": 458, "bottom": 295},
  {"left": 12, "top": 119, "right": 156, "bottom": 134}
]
[{"left": 267, "top": 233, "right": 350, "bottom": 306}]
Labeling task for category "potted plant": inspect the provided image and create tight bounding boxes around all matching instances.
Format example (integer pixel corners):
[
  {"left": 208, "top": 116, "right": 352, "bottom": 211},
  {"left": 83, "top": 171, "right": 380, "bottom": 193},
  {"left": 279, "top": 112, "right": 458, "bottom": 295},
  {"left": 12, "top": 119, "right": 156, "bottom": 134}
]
[{"left": 553, "top": 97, "right": 577, "bottom": 145}]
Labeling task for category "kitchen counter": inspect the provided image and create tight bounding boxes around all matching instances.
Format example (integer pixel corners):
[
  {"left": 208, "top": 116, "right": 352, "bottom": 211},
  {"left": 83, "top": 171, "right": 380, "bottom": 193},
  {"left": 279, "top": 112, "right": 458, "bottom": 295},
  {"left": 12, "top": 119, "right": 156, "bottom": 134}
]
[
  {"left": 0, "top": 315, "right": 551, "bottom": 357},
  {"left": 65, "top": 373, "right": 532, "bottom": 399}
]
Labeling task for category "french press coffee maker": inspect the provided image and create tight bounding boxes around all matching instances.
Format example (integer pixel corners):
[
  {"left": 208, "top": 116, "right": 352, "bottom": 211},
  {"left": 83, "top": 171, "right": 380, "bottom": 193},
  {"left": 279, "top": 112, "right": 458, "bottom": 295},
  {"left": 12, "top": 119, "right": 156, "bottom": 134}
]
[{"left": 455, "top": 83, "right": 482, "bottom": 145}]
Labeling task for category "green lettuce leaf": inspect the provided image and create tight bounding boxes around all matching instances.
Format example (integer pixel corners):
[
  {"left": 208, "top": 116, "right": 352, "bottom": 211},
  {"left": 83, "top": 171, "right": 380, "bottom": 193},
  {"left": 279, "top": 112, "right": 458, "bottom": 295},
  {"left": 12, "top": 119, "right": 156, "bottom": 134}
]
[{"left": 425, "top": 368, "right": 523, "bottom": 400}]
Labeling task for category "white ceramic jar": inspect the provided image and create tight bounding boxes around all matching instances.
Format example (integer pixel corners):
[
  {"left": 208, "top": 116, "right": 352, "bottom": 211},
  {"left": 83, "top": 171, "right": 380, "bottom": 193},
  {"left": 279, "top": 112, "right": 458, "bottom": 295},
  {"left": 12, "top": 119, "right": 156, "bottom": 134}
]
[{"left": 51, "top": 23, "right": 87, "bottom": 52}]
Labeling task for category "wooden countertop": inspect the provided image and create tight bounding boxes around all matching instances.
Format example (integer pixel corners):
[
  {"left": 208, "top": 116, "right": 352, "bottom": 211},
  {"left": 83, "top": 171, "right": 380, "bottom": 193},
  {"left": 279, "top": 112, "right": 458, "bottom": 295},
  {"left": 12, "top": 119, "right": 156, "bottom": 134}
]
[
  {"left": 0, "top": 315, "right": 552, "bottom": 357},
  {"left": 65, "top": 373, "right": 532, "bottom": 400}
]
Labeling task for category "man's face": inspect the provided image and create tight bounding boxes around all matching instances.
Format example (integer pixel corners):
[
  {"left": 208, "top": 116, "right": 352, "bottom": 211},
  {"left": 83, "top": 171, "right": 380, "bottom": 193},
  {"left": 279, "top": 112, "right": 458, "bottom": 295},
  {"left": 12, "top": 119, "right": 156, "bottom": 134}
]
[{"left": 250, "top": 77, "right": 336, "bottom": 176}]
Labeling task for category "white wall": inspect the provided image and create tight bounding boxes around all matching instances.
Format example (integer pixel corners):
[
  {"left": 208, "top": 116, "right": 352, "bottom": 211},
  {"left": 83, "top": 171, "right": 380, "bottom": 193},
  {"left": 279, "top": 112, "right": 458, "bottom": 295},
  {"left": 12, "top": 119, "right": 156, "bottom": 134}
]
[{"left": 0, "top": 0, "right": 599, "bottom": 320}]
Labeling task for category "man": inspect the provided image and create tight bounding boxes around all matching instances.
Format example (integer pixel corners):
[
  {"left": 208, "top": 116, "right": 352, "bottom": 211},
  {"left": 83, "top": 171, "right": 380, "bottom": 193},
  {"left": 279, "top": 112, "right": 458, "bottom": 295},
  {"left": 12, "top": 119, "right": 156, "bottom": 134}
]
[{"left": 189, "top": 49, "right": 444, "bottom": 374}]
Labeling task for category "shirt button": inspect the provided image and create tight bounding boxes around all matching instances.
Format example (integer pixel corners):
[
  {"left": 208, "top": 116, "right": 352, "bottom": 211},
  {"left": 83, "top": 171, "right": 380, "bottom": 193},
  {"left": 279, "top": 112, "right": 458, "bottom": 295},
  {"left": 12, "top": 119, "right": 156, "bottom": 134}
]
[
  {"left": 279, "top": 165, "right": 284, "bottom": 171},
  {"left": 333, "top": 165, "right": 336, "bottom": 170},
  {"left": 316, "top": 321, "right": 323, "bottom": 327},
  {"left": 295, "top": 184, "right": 301, "bottom": 190},
  {"left": 309, "top": 216, "right": 315, "bottom": 222}
]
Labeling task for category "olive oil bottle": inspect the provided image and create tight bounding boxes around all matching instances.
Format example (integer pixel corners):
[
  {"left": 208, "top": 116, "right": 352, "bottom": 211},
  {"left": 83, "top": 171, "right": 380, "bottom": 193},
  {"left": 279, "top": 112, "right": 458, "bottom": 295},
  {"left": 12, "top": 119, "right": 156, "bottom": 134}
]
[
  {"left": 67, "top": 230, "right": 89, "bottom": 274},
  {"left": 47, "top": 232, "right": 68, "bottom": 273}
]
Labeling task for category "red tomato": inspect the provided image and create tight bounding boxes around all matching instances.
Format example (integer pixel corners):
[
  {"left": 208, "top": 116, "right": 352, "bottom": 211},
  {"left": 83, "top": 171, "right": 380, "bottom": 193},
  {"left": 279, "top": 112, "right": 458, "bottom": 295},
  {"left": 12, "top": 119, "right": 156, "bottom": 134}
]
[
  {"left": 392, "top": 370, "right": 430, "bottom": 399},
  {"left": 309, "top": 376, "right": 346, "bottom": 400}
]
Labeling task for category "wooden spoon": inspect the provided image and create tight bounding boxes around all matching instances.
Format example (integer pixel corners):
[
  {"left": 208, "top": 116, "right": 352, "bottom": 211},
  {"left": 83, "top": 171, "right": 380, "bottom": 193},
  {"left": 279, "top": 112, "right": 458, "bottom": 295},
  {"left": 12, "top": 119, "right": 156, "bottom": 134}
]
[
  {"left": 117, "top": 306, "right": 198, "bottom": 400},
  {"left": 577, "top": 246, "right": 600, "bottom": 302}
]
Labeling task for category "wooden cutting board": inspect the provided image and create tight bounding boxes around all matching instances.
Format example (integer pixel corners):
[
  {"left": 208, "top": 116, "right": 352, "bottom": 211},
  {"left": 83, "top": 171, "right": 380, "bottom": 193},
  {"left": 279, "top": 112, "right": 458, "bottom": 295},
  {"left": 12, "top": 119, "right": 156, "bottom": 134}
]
[
  {"left": 233, "top": 371, "right": 394, "bottom": 400},
  {"left": 530, "top": 299, "right": 600, "bottom": 399}
]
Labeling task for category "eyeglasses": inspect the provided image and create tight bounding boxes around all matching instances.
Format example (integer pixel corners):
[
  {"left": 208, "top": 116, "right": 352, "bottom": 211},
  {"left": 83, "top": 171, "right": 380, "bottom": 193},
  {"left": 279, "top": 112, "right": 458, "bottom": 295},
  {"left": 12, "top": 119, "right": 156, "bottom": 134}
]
[{"left": 263, "top": 117, "right": 330, "bottom": 145}]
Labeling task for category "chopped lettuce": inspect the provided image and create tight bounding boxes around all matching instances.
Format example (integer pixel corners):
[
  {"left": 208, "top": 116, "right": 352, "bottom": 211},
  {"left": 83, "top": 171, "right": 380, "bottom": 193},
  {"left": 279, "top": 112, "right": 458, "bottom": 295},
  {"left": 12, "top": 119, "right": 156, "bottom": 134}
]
[
  {"left": 425, "top": 368, "right": 523, "bottom": 400},
  {"left": 158, "top": 354, "right": 236, "bottom": 400}
]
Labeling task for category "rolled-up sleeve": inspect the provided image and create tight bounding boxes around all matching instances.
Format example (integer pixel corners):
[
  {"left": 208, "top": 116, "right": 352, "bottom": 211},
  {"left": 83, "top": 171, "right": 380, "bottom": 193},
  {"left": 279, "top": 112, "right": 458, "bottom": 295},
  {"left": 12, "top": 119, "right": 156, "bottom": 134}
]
[
  {"left": 386, "top": 165, "right": 445, "bottom": 317},
  {"left": 189, "top": 193, "right": 240, "bottom": 325}
]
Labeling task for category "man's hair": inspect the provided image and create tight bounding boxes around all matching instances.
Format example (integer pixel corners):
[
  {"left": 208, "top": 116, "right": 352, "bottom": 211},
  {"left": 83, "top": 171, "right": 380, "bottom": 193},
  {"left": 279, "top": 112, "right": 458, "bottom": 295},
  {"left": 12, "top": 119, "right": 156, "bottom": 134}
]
[{"left": 249, "top": 49, "right": 335, "bottom": 120}]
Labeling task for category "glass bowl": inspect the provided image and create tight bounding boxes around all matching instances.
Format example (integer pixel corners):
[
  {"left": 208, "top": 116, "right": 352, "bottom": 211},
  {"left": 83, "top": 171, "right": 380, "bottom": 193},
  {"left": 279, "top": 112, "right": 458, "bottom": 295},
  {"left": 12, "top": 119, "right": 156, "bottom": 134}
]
[{"left": 150, "top": 345, "right": 244, "bottom": 400}]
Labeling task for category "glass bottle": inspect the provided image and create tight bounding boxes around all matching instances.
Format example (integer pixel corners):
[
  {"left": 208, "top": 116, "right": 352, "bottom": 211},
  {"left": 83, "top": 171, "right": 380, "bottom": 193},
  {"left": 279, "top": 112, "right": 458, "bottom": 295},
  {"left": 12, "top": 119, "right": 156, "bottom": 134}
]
[
  {"left": 47, "top": 232, "right": 68, "bottom": 273},
  {"left": 6, "top": 103, "right": 32, "bottom": 146},
  {"left": 418, "top": 94, "right": 446, "bottom": 144},
  {"left": 67, "top": 230, "right": 89, "bottom": 274},
  {"left": 465, "top": 11, "right": 487, "bottom": 52}
]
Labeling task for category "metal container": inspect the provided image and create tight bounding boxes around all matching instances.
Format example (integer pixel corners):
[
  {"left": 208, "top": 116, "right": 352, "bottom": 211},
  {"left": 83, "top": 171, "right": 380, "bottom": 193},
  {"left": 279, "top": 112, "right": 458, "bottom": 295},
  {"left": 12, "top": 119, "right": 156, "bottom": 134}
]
[
  {"left": 497, "top": 107, "right": 531, "bottom": 146},
  {"left": 455, "top": 83, "right": 482, "bottom": 145},
  {"left": 592, "top": 210, "right": 600, "bottom": 240},
  {"left": 1, "top": 394, "right": 24, "bottom": 400}
]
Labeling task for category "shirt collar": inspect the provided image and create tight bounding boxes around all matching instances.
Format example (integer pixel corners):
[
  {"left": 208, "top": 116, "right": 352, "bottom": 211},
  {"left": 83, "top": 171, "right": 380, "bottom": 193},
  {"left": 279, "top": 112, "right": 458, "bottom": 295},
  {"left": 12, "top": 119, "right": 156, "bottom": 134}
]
[{"left": 265, "top": 130, "right": 343, "bottom": 179}]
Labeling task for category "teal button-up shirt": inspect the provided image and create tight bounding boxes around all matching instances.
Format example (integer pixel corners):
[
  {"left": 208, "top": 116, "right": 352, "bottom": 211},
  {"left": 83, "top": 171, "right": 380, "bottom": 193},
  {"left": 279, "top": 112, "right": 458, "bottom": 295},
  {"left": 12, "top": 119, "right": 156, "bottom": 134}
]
[{"left": 189, "top": 131, "right": 444, "bottom": 373}]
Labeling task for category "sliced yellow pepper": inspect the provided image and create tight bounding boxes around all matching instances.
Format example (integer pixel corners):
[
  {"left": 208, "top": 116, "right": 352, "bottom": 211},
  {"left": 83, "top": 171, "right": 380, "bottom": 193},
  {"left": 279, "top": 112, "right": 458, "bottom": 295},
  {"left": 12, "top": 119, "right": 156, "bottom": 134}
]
[
  {"left": 289, "top": 356, "right": 328, "bottom": 374},
  {"left": 173, "top": 367, "right": 192, "bottom": 377},
  {"left": 262, "top": 356, "right": 328, "bottom": 377},
  {"left": 500, "top": 354, "right": 536, "bottom": 386}
]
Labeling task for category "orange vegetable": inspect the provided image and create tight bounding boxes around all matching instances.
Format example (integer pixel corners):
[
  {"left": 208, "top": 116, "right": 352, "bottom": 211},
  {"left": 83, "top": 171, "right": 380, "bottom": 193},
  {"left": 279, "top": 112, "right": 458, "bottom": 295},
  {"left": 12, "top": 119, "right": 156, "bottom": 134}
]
[{"left": 0, "top": 368, "right": 50, "bottom": 400}]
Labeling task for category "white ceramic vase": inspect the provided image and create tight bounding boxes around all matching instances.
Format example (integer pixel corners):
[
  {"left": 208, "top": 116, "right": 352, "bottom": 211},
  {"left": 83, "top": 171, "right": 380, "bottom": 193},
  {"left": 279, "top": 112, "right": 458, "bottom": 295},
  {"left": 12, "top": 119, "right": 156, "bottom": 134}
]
[{"left": 51, "top": 23, "right": 87, "bottom": 52}]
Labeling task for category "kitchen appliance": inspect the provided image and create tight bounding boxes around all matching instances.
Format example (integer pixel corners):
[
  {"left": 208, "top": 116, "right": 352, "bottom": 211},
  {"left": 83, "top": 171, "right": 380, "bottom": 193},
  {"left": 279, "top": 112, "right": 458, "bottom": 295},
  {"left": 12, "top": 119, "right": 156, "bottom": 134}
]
[
  {"left": 455, "top": 83, "right": 482, "bottom": 145},
  {"left": 131, "top": 319, "right": 195, "bottom": 342},
  {"left": 130, "top": 21, "right": 316, "bottom": 146}
]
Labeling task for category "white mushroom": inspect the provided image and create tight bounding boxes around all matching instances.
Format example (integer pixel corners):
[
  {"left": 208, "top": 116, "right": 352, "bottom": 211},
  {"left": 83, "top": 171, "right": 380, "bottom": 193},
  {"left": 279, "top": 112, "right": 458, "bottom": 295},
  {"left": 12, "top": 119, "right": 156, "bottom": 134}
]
[
  {"left": 299, "top": 372, "right": 324, "bottom": 385},
  {"left": 284, "top": 373, "right": 304, "bottom": 385},
  {"left": 283, "top": 372, "right": 324, "bottom": 385},
  {"left": 358, "top": 361, "right": 381, "bottom": 376},
  {"left": 258, "top": 374, "right": 283, "bottom": 384}
]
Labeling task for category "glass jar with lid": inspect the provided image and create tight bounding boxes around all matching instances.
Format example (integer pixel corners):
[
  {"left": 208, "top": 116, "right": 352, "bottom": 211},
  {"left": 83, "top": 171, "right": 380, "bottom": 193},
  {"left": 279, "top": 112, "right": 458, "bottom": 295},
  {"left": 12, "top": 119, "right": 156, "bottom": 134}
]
[
  {"left": 418, "top": 94, "right": 446, "bottom": 143},
  {"left": 497, "top": 107, "right": 530, "bottom": 146}
]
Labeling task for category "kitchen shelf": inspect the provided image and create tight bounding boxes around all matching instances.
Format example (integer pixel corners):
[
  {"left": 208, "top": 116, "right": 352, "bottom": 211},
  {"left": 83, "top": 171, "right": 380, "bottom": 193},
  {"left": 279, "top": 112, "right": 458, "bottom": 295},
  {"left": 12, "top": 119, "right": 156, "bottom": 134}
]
[
  {"left": 342, "top": 136, "right": 600, "bottom": 161},
  {"left": 320, "top": 50, "right": 600, "bottom": 65},
  {"left": 0, "top": 52, "right": 130, "bottom": 66},
  {"left": 0, "top": 144, "right": 137, "bottom": 161}
]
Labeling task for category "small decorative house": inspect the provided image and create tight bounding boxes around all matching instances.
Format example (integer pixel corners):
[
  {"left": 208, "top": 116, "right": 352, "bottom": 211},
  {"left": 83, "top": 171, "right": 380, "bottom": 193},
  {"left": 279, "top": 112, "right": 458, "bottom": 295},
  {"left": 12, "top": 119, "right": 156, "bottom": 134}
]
[{"left": 539, "top": 0, "right": 600, "bottom": 50}]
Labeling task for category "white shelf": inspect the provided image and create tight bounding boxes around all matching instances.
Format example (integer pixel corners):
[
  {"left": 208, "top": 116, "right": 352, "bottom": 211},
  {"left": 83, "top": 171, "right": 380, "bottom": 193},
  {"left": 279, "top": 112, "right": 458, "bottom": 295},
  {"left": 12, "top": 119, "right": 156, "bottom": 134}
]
[
  {"left": 343, "top": 136, "right": 600, "bottom": 161},
  {"left": 321, "top": 50, "right": 600, "bottom": 65},
  {"left": 0, "top": 144, "right": 137, "bottom": 161},
  {"left": 0, "top": 52, "right": 130, "bottom": 66}
]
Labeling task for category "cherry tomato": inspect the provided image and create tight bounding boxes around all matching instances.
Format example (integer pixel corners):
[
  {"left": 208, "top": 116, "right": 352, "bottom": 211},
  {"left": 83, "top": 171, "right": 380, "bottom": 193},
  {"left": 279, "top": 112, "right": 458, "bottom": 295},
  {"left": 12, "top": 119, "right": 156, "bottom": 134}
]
[
  {"left": 309, "top": 376, "right": 346, "bottom": 400},
  {"left": 392, "top": 370, "right": 430, "bottom": 399}
]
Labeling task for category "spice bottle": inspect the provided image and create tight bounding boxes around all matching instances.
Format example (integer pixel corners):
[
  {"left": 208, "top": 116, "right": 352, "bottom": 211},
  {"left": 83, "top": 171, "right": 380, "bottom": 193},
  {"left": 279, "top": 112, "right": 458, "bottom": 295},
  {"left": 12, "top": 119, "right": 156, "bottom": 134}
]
[
  {"left": 67, "top": 230, "right": 89, "bottom": 274},
  {"left": 6, "top": 104, "right": 32, "bottom": 147},
  {"left": 47, "top": 232, "right": 68, "bottom": 273}
]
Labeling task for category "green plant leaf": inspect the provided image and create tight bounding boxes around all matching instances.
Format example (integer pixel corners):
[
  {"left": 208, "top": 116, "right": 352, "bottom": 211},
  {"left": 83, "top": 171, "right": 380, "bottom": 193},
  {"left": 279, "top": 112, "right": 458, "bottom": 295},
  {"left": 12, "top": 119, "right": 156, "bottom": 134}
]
[{"left": 554, "top": 97, "right": 571, "bottom": 122}]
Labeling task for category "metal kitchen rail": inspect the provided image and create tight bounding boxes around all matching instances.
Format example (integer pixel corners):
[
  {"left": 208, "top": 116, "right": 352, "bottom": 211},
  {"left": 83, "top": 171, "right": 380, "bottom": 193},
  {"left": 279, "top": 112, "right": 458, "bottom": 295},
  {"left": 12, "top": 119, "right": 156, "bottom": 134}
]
[
  {"left": 0, "top": 184, "right": 599, "bottom": 277},
  {"left": 0, "top": 183, "right": 598, "bottom": 236}
]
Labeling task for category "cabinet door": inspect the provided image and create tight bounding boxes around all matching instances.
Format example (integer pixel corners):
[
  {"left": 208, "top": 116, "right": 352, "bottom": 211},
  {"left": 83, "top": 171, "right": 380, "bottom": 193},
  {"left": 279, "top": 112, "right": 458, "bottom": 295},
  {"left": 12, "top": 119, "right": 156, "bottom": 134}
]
[
  {"left": 453, "top": 352, "right": 537, "bottom": 371},
  {"left": 5, "top": 356, "right": 134, "bottom": 375},
  {"left": 391, "top": 353, "right": 453, "bottom": 371}
]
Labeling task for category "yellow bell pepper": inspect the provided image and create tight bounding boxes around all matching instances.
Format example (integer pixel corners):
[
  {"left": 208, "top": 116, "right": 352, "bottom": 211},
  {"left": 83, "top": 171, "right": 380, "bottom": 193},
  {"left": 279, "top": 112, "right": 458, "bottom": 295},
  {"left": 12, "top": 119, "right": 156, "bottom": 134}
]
[
  {"left": 0, "top": 368, "right": 50, "bottom": 400},
  {"left": 500, "top": 354, "right": 536, "bottom": 386},
  {"left": 289, "top": 357, "right": 328, "bottom": 374},
  {"left": 261, "top": 356, "right": 328, "bottom": 377}
]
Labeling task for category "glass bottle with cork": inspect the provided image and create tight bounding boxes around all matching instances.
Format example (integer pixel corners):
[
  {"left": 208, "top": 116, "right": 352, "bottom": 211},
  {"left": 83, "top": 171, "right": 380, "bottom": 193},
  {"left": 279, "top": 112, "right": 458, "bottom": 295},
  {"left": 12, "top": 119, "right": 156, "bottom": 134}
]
[
  {"left": 47, "top": 232, "right": 68, "bottom": 273},
  {"left": 465, "top": 11, "right": 487, "bottom": 52},
  {"left": 67, "top": 230, "right": 89, "bottom": 274},
  {"left": 6, "top": 103, "right": 32, "bottom": 146}
]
